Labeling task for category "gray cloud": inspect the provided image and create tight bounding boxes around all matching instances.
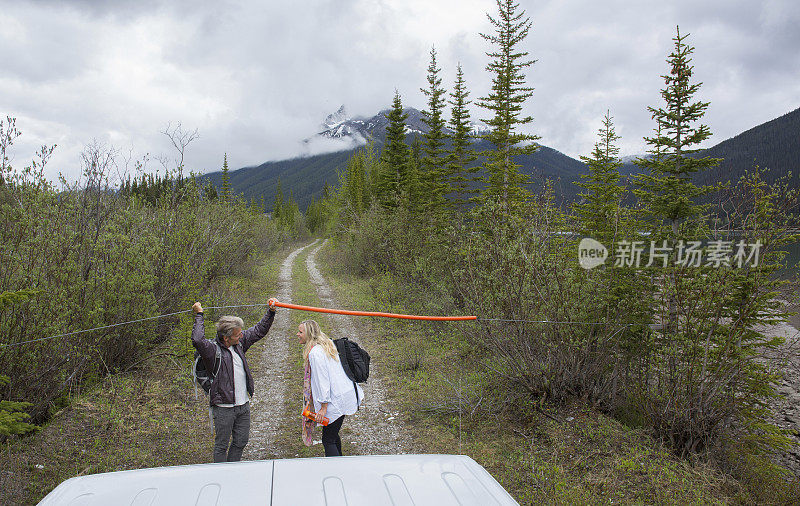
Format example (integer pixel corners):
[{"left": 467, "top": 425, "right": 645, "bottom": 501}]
[{"left": 1, "top": 0, "right": 798, "bottom": 183}]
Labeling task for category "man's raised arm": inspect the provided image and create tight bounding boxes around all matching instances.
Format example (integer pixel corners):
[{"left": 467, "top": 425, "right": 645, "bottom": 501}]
[
  {"left": 191, "top": 302, "right": 217, "bottom": 361},
  {"left": 241, "top": 297, "right": 278, "bottom": 351}
]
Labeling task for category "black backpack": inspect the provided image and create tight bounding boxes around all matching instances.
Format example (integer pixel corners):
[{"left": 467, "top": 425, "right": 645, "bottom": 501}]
[
  {"left": 334, "top": 337, "right": 370, "bottom": 407},
  {"left": 193, "top": 343, "right": 221, "bottom": 394},
  {"left": 334, "top": 337, "right": 370, "bottom": 383}
]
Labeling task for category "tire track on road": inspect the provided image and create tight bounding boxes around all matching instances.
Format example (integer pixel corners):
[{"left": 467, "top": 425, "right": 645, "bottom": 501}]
[{"left": 305, "top": 239, "right": 411, "bottom": 455}]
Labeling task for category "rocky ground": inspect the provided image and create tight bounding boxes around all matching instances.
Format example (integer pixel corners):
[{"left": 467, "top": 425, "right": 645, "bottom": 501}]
[{"left": 762, "top": 294, "right": 800, "bottom": 475}]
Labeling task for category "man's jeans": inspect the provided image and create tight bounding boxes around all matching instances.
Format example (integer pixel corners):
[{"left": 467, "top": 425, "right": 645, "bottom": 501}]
[{"left": 211, "top": 402, "right": 251, "bottom": 462}]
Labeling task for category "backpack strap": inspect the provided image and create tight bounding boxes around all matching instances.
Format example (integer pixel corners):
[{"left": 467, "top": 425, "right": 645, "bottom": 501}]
[{"left": 212, "top": 343, "right": 222, "bottom": 378}]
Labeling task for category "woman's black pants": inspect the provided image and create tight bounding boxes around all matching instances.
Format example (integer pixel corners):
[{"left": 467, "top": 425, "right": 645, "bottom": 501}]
[{"left": 322, "top": 415, "right": 345, "bottom": 456}]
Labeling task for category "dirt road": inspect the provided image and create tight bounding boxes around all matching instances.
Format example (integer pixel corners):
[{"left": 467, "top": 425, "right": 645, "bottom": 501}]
[
  {"left": 243, "top": 241, "right": 317, "bottom": 459},
  {"left": 243, "top": 239, "right": 411, "bottom": 459},
  {"left": 305, "top": 239, "right": 411, "bottom": 455}
]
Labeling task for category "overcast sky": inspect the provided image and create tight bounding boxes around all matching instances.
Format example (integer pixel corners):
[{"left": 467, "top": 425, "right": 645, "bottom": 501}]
[{"left": 2, "top": 0, "right": 799, "bottom": 183}]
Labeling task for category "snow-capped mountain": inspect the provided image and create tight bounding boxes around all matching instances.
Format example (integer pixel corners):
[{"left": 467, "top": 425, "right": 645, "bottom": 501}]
[
  {"left": 322, "top": 105, "right": 349, "bottom": 130},
  {"left": 469, "top": 120, "right": 491, "bottom": 137},
  {"left": 312, "top": 105, "right": 428, "bottom": 140},
  {"left": 305, "top": 105, "right": 490, "bottom": 155},
  {"left": 620, "top": 154, "right": 645, "bottom": 163}
]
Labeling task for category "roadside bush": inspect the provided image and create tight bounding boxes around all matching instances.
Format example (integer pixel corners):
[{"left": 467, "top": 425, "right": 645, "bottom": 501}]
[
  {"left": 334, "top": 174, "right": 797, "bottom": 465},
  {"left": 0, "top": 130, "right": 281, "bottom": 425}
]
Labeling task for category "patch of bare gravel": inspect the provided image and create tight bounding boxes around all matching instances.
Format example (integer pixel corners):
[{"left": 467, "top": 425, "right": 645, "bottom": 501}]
[
  {"left": 243, "top": 241, "right": 317, "bottom": 460},
  {"left": 305, "top": 239, "right": 412, "bottom": 455},
  {"left": 759, "top": 299, "right": 800, "bottom": 474}
]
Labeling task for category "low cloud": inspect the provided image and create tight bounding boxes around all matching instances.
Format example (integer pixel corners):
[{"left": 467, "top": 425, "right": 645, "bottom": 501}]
[
  {"left": 1, "top": 0, "right": 797, "bottom": 182},
  {"left": 300, "top": 132, "right": 367, "bottom": 158}
]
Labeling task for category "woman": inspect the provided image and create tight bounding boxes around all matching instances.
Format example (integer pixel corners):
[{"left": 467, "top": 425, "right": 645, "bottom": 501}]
[{"left": 298, "top": 319, "right": 363, "bottom": 456}]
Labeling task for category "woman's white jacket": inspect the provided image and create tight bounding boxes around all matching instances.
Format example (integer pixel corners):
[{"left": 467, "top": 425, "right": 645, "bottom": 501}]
[{"left": 308, "top": 344, "right": 364, "bottom": 422}]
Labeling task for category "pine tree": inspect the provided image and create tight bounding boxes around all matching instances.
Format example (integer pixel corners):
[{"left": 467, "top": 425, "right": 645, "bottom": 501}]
[
  {"left": 420, "top": 46, "right": 450, "bottom": 216},
  {"left": 306, "top": 198, "right": 325, "bottom": 234},
  {"left": 272, "top": 178, "right": 285, "bottom": 222},
  {"left": 343, "top": 149, "right": 368, "bottom": 215},
  {"left": 378, "top": 91, "right": 410, "bottom": 208},
  {"left": 221, "top": 153, "right": 232, "bottom": 204},
  {"left": 632, "top": 26, "right": 719, "bottom": 237},
  {"left": 204, "top": 179, "right": 218, "bottom": 201},
  {"left": 631, "top": 27, "right": 726, "bottom": 434},
  {"left": 407, "top": 134, "right": 424, "bottom": 216},
  {"left": 477, "top": 0, "right": 540, "bottom": 212},
  {"left": 360, "top": 140, "right": 382, "bottom": 206},
  {"left": 447, "top": 63, "right": 479, "bottom": 208},
  {"left": 572, "top": 111, "right": 626, "bottom": 241}
]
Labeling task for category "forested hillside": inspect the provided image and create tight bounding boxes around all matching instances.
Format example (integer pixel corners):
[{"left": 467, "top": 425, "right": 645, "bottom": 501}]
[
  {"left": 619, "top": 106, "right": 800, "bottom": 183},
  {"left": 699, "top": 106, "right": 800, "bottom": 186},
  {"left": 206, "top": 103, "right": 800, "bottom": 213},
  {"left": 203, "top": 137, "right": 589, "bottom": 211}
]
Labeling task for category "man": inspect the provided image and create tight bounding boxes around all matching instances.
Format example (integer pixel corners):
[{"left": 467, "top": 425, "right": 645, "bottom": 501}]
[{"left": 191, "top": 298, "right": 277, "bottom": 462}]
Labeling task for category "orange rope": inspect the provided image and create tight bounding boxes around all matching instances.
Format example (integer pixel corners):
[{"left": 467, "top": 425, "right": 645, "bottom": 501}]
[{"left": 272, "top": 301, "right": 476, "bottom": 321}]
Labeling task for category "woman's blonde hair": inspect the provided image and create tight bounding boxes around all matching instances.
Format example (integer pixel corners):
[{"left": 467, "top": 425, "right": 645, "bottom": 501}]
[{"left": 302, "top": 320, "right": 339, "bottom": 362}]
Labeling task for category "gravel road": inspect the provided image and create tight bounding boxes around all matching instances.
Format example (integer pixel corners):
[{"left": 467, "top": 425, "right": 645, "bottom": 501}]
[
  {"left": 243, "top": 241, "right": 317, "bottom": 459},
  {"left": 243, "top": 239, "right": 411, "bottom": 459},
  {"left": 305, "top": 239, "right": 411, "bottom": 455}
]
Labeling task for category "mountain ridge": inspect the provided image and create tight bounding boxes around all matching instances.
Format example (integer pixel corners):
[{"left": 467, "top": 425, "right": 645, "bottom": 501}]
[{"left": 205, "top": 105, "right": 800, "bottom": 212}]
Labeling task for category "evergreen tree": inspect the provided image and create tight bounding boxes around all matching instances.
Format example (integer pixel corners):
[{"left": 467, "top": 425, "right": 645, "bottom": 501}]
[
  {"left": 360, "top": 140, "right": 382, "bottom": 206},
  {"left": 343, "top": 149, "right": 368, "bottom": 215},
  {"left": 283, "top": 190, "right": 302, "bottom": 234},
  {"left": 204, "top": 179, "right": 218, "bottom": 201},
  {"left": 305, "top": 197, "right": 324, "bottom": 234},
  {"left": 632, "top": 26, "right": 719, "bottom": 236},
  {"left": 420, "top": 46, "right": 450, "bottom": 216},
  {"left": 572, "top": 111, "right": 626, "bottom": 241},
  {"left": 477, "top": 0, "right": 540, "bottom": 212},
  {"left": 221, "top": 153, "right": 232, "bottom": 204},
  {"left": 272, "top": 178, "right": 285, "bottom": 220},
  {"left": 378, "top": 91, "right": 410, "bottom": 208},
  {"left": 407, "top": 134, "right": 424, "bottom": 216},
  {"left": 447, "top": 63, "right": 479, "bottom": 208}
]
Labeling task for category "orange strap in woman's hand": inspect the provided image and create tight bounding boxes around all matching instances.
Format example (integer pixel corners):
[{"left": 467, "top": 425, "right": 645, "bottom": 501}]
[{"left": 271, "top": 301, "right": 476, "bottom": 321}]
